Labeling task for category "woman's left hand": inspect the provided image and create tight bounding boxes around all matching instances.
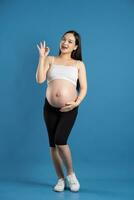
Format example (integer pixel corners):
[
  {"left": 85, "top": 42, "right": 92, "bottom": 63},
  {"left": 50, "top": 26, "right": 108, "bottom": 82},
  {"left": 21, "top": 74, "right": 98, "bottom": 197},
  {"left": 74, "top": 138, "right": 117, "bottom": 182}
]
[{"left": 59, "top": 101, "right": 78, "bottom": 112}]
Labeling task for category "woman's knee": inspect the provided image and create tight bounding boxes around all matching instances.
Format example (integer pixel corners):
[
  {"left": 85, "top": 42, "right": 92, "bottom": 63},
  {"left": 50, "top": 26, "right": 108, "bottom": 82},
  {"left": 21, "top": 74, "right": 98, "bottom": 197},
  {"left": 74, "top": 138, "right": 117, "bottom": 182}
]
[
  {"left": 54, "top": 137, "right": 67, "bottom": 147},
  {"left": 50, "top": 146, "right": 57, "bottom": 150}
]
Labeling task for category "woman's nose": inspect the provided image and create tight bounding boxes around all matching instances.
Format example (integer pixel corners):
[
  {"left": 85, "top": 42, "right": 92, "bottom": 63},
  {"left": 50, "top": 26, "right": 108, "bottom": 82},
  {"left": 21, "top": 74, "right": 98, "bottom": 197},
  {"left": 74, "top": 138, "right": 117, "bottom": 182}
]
[{"left": 63, "top": 41, "right": 68, "bottom": 45}]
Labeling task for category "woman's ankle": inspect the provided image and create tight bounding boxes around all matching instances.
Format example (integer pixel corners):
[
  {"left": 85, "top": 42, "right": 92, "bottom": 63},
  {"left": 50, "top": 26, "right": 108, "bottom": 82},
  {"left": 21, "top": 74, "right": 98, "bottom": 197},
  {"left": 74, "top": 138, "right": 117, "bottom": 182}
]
[
  {"left": 67, "top": 170, "right": 74, "bottom": 176},
  {"left": 58, "top": 176, "right": 65, "bottom": 180}
]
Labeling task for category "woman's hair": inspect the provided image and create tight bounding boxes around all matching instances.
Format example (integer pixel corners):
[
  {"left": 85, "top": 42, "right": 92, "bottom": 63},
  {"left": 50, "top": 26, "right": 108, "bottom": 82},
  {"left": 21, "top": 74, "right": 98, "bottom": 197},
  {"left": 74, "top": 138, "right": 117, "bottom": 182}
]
[{"left": 58, "top": 30, "right": 82, "bottom": 92}]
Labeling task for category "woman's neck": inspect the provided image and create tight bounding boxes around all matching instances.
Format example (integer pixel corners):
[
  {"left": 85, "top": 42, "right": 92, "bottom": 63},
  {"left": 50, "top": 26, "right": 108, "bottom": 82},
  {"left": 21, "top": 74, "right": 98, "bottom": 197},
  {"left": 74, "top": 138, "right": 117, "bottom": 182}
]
[{"left": 58, "top": 53, "right": 72, "bottom": 61}]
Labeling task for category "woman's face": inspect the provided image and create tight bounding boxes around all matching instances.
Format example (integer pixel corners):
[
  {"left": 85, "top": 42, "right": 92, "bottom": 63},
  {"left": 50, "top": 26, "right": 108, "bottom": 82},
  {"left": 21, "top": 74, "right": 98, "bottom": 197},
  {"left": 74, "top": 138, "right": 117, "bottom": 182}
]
[{"left": 60, "top": 33, "right": 78, "bottom": 54}]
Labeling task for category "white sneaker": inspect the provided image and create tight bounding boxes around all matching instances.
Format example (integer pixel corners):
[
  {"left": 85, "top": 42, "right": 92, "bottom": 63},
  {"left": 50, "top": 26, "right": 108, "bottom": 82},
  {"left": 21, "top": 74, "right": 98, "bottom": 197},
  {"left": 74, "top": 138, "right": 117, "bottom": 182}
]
[
  {"left": 53, "top": 178, "right": 65, "bottom": 192},
  {"left": 66, "top": 172, "right": 80, "bottom": 192}
]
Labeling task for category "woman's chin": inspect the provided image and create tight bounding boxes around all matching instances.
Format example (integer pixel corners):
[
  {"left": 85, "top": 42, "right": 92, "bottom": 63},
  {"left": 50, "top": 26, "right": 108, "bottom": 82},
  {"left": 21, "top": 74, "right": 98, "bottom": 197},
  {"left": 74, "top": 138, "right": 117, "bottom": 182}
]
[
  {"left": 60, "top": 48, "right": 68, "bottom": 52},
  {"left": 61, "top": 49, "right": 66, "bottom": 52}
]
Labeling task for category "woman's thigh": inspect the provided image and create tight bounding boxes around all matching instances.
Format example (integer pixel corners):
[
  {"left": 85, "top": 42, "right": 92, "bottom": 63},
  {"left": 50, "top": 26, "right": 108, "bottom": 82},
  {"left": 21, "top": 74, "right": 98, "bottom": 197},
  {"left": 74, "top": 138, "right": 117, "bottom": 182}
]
[
  {"left": 43, "top": 98, "right": 60, "bottom": 147},
  {"left": 54, "top": 106, "right": 79, "bottom": 145}
]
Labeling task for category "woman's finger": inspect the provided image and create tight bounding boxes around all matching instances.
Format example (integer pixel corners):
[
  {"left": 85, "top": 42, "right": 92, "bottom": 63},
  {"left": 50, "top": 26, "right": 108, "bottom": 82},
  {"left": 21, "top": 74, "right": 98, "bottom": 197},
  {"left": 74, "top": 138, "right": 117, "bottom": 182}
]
[
  {"left": 60, "top": 108, "right": 70, "bottom": 112},
  {"left": 40, "top": 42, "right": 43, "bottom": 48},
  {"left": 37, "top": 44, "right": 40, "bottom": 50},
  {"left": 44, "top": 40, "right": 46, "bottom": 47}
]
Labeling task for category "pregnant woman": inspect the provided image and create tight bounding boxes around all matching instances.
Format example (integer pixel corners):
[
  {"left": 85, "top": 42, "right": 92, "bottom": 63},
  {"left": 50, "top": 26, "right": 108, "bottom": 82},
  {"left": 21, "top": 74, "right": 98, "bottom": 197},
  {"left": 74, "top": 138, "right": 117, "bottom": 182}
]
[{"left": 36, "top": 30, "right": 87, "bottom": 192}]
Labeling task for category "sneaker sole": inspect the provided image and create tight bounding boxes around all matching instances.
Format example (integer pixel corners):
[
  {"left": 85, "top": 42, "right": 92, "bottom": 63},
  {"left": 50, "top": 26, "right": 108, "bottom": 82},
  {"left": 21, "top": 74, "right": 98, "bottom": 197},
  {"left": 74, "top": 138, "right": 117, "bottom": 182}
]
[{"left": 53, "top": 188, "right": 65, "bottom": 192}]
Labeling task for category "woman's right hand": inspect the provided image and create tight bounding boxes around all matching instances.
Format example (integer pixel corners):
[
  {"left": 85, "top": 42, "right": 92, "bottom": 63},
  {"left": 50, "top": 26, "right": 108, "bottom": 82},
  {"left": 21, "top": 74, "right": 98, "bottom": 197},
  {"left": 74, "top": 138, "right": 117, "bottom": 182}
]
[{"left": 37, "top": 41, "right": 50, "bottom": 58}]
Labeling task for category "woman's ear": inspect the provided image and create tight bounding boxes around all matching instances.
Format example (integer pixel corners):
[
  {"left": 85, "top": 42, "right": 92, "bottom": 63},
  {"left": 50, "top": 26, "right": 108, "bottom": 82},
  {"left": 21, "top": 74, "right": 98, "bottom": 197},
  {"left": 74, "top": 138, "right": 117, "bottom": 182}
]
[{"left": 74, "top": 45, "right": 78, "bottom": 50}]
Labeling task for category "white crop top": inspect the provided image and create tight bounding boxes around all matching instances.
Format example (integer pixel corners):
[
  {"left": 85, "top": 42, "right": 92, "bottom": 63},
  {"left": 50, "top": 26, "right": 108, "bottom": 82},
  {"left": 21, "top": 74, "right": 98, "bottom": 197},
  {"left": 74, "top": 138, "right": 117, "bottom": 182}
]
[{"left": 46, "top": 57, "right": 79, "bottom": 86}]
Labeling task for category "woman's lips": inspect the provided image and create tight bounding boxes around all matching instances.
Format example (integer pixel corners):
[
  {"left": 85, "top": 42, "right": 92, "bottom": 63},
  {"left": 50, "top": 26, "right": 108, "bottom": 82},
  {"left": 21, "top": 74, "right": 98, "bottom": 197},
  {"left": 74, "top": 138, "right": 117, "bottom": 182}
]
[
  {"left": 61, "top": 47, "right": 68, "bottom": 50},
  {"left": 61, "top": 46, "right": 68, "bottom": 50}
]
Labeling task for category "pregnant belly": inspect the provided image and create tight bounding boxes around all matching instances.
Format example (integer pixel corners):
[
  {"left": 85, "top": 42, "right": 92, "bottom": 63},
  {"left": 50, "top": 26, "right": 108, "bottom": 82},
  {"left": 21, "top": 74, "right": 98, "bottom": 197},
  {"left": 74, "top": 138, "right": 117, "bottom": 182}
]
[{"left": 46, "top": 79, "right": 78, "bottom": 108}]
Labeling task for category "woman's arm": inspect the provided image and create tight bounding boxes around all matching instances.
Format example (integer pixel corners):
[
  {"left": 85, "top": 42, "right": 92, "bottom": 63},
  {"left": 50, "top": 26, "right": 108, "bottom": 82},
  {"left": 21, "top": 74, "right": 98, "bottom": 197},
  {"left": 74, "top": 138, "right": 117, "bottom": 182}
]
[
  {"left": 36, "top": 56, "right": 52, "bottom": 84},
  {"left": 36, "top": 41, "right": 51, "bottom": 84},
  {"left": 75, "top": 61, "right": 88, "bottom": 106}
]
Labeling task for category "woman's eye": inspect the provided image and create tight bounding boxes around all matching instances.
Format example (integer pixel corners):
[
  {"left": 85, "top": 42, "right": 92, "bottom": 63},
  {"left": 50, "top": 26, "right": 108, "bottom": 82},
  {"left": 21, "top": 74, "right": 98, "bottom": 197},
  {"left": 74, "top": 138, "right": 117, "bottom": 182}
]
[{"left": 61, "top": 38, "right": 72, "bottom": 43}]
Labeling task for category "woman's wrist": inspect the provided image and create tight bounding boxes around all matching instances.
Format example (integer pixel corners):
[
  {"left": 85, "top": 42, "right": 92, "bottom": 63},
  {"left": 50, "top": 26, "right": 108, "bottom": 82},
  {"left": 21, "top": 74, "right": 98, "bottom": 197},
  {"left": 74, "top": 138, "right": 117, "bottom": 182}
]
[
  {"left": 75, "top": 97, "right": 82, "bottom": 106},
  {"left": 39, "top": 55, "right": 46, "bottom": 60}
]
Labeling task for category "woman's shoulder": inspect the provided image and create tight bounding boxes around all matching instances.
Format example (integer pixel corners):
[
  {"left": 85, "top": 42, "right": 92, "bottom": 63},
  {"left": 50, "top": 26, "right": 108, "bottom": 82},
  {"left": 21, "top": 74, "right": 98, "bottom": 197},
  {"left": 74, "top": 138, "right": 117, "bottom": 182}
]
[
  {"left": 47, "top": 56, "right": 56, "bottom": 67},
  {"left": 47, "top": 55, "right": 54, "bottom": 62},
  {"left": 77, "top": 60, "right": 85, "bottom": 65},
  {"left": 76, "top": 60, "right": 85, "bottom": 71}
]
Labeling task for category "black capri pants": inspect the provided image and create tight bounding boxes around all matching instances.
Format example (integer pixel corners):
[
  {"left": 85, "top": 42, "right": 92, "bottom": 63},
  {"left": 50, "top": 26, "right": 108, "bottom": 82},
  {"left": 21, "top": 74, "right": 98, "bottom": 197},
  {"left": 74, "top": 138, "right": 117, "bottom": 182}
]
[{"left": 43, "top": 97, "right": 79, "bottom": 147}]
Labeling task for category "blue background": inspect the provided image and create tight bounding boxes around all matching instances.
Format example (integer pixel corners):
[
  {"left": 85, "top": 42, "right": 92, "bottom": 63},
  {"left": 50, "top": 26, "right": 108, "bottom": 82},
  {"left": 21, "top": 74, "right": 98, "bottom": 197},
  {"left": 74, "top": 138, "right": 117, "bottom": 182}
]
[{"left": 0, "top": 0, "right": 134, "bottom": 199}]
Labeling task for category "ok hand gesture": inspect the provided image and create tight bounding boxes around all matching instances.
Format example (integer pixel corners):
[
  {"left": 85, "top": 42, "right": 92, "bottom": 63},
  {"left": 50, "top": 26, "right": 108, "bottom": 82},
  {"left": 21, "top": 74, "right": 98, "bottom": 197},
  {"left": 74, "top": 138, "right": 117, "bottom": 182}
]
[{"left": 37, "top": 41, "right": 50, "bottom": 58}]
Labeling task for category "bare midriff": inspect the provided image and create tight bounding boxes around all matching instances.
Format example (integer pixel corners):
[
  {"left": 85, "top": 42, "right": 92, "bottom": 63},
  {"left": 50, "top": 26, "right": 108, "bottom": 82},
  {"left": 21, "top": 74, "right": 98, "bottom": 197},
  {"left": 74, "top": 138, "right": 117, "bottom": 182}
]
[{"left": 46, "top": 79, "right": 78, "bottom": 108}]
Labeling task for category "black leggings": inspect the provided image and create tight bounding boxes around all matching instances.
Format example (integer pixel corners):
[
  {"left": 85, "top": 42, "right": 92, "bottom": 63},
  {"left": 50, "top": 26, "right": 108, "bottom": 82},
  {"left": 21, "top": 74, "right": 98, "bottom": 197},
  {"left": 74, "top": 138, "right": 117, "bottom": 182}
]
[{"left": 43, "top": 97, "right": 79, "bottom": 147}]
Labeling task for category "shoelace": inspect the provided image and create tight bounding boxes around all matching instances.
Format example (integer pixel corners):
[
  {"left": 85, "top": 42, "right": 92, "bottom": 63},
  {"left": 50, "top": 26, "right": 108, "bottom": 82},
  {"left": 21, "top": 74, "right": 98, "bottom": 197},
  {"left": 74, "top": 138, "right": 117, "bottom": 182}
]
[
  {"left": 70, "top": 180, "right": 76, "bottom": 185},
  {"left": 57, "top": 179, "right": 64, "bottom": 186},
  {"left": 68, "top": 175, "right": 77, "bottom": 185}
]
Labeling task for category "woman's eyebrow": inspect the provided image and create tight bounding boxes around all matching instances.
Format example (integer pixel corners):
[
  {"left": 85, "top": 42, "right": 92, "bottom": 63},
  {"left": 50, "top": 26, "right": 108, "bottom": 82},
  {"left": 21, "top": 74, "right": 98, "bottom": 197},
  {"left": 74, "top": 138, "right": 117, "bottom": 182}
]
[
  {"left": 62, "top": 37, "right": 74, "bottom": 42},
  {"left": 68, "top": 38, "right": 75, "bottom": 42}
]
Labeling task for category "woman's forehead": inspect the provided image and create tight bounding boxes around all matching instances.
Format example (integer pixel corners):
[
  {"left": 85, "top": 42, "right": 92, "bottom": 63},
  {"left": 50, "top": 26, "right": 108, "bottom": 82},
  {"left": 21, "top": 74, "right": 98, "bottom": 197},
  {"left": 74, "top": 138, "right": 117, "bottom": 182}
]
[{"left": 63, "top": 33, "right": 75, "bottom": 41}]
